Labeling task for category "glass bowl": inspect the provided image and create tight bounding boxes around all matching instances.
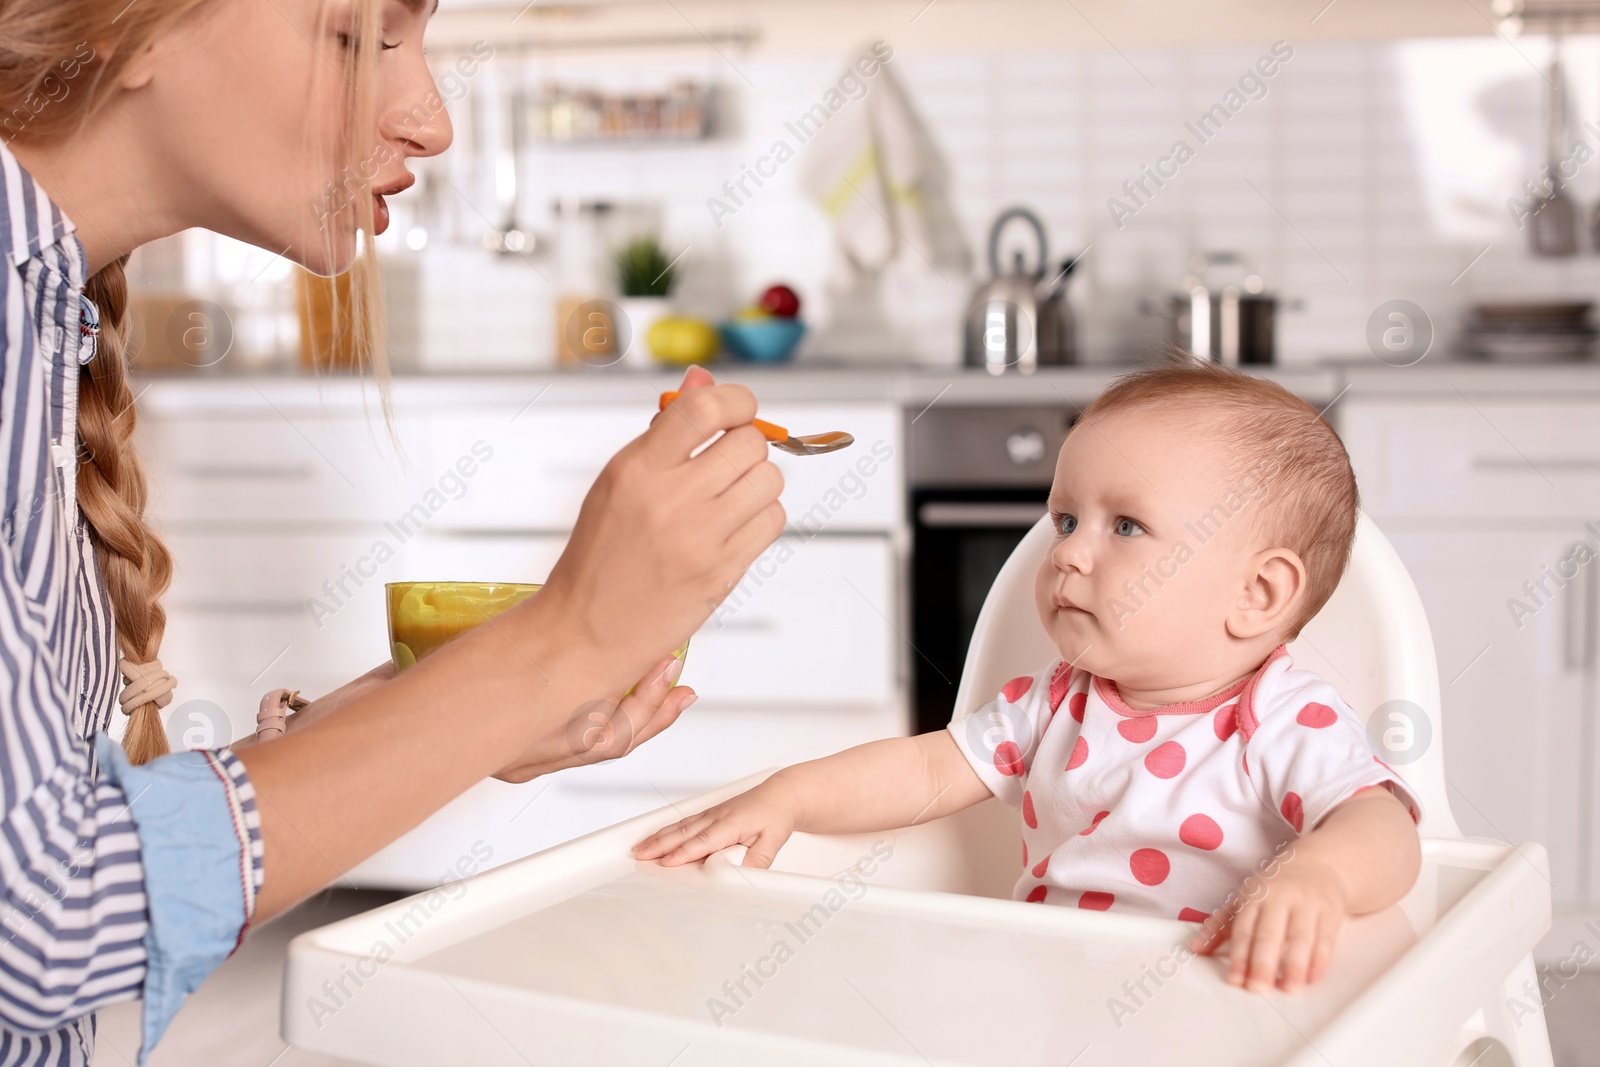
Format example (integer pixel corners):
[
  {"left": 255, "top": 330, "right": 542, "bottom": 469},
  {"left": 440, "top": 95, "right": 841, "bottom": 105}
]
[{"left": 386, "top": 582, "right": 689, "bottom": 687}]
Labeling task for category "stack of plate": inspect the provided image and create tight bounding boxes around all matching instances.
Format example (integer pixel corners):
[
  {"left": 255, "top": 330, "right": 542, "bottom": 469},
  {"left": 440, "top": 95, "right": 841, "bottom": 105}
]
[{"left": 1462, "top": 302, "right": 1596, "bottom": 362}]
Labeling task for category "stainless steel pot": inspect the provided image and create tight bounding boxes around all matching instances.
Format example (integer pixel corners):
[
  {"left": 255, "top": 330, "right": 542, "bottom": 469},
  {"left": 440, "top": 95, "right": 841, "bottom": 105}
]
[{"left": 1163, "top": 252, "right": 1276, "bottom": 365}]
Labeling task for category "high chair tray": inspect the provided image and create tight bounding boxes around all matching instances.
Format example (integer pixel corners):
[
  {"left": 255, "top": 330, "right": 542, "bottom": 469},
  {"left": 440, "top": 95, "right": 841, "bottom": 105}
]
[{"left": 284, "top": 773, "right": 1550, "bottom": 1067}]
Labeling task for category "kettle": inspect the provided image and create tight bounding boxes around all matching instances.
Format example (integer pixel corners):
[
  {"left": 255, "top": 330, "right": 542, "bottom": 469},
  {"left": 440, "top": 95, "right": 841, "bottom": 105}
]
[{"left": 964, "top": 207, "right": 1076, "bottom": 374}]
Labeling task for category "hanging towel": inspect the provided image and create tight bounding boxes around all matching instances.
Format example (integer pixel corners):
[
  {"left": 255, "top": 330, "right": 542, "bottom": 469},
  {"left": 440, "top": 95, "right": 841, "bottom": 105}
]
[{"left": 800, "top": 48, "right": 937, "bottom": 274}]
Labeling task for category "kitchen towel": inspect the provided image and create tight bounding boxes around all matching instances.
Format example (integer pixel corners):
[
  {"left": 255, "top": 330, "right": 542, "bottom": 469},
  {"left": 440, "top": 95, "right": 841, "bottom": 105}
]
[{"left": 801, "top": 49, "right": 954, "bottom": 275}]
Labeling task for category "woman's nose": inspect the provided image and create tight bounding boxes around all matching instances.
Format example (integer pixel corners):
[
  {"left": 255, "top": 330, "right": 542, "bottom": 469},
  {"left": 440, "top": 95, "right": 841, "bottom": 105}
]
[{"left": 385, "top": 59, "right": 454, "bottom": 159}]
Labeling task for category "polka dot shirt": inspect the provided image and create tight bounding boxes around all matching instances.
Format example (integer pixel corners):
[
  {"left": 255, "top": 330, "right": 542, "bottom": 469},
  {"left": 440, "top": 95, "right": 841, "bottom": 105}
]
[{"left": 947, "top": 646, "right": 1421, "bottom": 919}]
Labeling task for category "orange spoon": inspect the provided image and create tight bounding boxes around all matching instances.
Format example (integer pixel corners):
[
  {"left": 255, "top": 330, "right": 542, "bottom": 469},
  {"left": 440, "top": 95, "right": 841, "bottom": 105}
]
[{"left": 659, "top": 391, "right": 854, "bottom": 456}]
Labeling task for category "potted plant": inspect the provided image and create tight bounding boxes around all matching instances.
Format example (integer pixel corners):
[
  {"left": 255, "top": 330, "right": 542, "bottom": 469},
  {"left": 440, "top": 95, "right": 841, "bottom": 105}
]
[{"left": 614, "top": 237, "right": 677, "bottom": 368}]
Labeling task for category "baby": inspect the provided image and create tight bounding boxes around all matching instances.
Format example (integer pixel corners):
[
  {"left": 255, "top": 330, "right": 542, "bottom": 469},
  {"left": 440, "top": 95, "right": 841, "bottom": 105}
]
[{"left": 636, "top": 359, "right": 1423, "bottom": 994}]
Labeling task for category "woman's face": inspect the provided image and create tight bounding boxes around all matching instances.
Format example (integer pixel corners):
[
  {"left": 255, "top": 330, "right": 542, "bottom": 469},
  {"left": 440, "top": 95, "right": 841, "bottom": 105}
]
[{"left": 144, "top": 0, "right": 452, "bottom": 274}]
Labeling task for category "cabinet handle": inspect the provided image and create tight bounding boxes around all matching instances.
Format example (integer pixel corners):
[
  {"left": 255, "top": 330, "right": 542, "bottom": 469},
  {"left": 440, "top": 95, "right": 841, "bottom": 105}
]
[
  {"left": 173, "top": 464, "right": 316, "bottom": 481},
  {"left": 1565, "top": 542, "right": 1597, "bottom": 671},
  {"left": 1473, "top": 456, "right": 1600, "bottom": 473}
]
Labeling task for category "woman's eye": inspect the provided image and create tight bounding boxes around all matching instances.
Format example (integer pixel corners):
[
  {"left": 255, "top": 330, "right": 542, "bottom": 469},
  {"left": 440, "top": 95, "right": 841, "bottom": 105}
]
[
  {"left": 1055, "top": 513, "right": 1078, "bottom": 536},
  {"left": 1115, "top": 517, "right": 1146, "bottom": 537},
  {"left": 335, "top": 31, "right": 401, "bottom": 51}
]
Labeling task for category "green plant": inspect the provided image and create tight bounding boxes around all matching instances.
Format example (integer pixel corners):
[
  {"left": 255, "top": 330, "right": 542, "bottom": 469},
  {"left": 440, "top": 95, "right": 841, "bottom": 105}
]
[{"left": 614, "top": 237, "right": 677, "bottom": 297}]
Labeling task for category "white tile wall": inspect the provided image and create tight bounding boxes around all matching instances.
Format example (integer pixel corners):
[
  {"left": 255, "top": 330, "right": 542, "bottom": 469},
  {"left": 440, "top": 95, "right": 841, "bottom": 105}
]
[{"left": 377, "top": 35, "right": 1600, "bottom": 368}]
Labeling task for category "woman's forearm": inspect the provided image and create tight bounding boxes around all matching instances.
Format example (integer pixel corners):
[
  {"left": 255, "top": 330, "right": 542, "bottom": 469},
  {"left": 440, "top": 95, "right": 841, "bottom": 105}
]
[
  {"left": 770, "top": 731, "right": 991, "bottom": 837},
  {"left": 237, "top": 590, "right": 614, "bottom": 921}
]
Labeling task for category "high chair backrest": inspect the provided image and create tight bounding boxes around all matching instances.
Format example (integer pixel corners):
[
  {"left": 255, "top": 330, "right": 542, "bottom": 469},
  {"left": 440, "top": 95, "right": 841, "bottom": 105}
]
[{"left": 950, "top": 511, "right": 1461, "bottom": 838}]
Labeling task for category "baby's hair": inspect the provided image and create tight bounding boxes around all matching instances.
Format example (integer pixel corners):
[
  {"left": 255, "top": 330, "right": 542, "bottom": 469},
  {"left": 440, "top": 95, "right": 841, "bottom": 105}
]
[{"left": 1073, "top": 356, "right": 1359, "bottom": 639}]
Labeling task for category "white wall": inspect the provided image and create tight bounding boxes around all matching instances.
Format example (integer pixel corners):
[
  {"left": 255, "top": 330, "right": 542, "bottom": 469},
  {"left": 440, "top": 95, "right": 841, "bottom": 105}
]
[{"left": 380, "top": 27, "right": 1600, "bottom": 369}]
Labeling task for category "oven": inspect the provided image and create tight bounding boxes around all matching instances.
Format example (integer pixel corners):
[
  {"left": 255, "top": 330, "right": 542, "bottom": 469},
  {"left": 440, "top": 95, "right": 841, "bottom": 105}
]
[{"left": 908, "top": 405, "right": 1073, "bottom": 736}]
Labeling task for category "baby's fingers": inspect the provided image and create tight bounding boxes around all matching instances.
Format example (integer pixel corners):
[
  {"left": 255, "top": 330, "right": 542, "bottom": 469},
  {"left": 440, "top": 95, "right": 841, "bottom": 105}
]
[
  {"left": 1243, "top": 904, "right": 1289, "bottom": 991},
  {"left": 1307, "top": 913, "right": 1341, "bottom": 985},
  {"left": 1277, "top": 909, "right": 1320, "bottom": 993},
  {"left": 1225, "top": 903, "right": 1260, "bottom": 986},
  {"left": 634, "top": 812, "right": 712, "bottom": 860},
  {"left": 740, "top": 828, "right": 792, "bottom": 870}
]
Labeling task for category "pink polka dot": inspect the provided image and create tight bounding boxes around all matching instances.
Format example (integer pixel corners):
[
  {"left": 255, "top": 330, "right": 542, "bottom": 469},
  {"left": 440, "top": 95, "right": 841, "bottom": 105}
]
[
  {"left": 1214, "top": 704, "right": 1238, "bottom": 742},
  {"left": 1144, "top": 740, "right": 1186, "bottom": 778},
  {"left": 1079, "top": 810, "right": 1110, "bottom": 836},
  {"left": 1281, "top": 791, "right": 1305, "bottom": 833},
  {"left": 1022, "top": 791, "right": 1038, "bottom": 829},
  {"left": 1022, "top": 840, "right": 1028, "bottom": 868},
  {"left": 1078, "top": 891, "right": 1114, "bottom": 911},
  {"left": 1032, "top": 853, "right": 1050, "bottom": 879},
  {"left": 1130, "top": 848, "right": 1171, "bottom": 885},
  {"left": 1025, "top": 884, "right": 1048, "bottom": 903},
  {"left": 1179, "top": 814, "right": 1224, "bottom": 851},
  {"left": 1001, "top": 675, "right": 1034, "bottom": 704},
  {"left": 993, "top": 740, "right": 1025, "bottom": 777},
  {"left": 1066, "top": 736, "right": 1089, "bottom": 771},
  {"left": 1117, "top": 716, "right": 1158, "bottom": 743},
  {"left": 1296, "top": 702, "right": 1338, "bottom": 729},
  {"left": 1242, "top": 751, "right": 1250, "bottom": 776},
  {"left": 1178, "top": 907, "right": 1211, "bottom": 923},
  {"left": 1069, "top": 691, "right": 1087, "bottom": 723},
  {"left": 1048, "top": 663, "right": 1073, "bottom": 713}
]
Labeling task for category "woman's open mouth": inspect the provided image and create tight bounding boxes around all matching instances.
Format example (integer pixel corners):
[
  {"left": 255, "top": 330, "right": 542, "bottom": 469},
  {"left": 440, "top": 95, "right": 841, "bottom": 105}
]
[{"left": 371, "top": 174, "right": 415, "bottom": 237}]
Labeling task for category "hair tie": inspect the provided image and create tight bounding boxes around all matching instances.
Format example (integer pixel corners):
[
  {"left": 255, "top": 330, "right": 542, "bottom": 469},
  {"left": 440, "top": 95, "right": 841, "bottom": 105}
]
[
  {"left": 117, "top": 658, "right": 175, "bottom": 716},
  {"left": 255, "top": 688, "right": 309, "bottom": 742}
]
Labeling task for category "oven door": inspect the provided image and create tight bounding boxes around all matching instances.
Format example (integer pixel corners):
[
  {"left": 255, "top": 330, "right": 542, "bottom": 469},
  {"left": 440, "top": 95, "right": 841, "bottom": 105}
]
[{"left": 910, "top": 490, "right": 1048, "bottom": 735}]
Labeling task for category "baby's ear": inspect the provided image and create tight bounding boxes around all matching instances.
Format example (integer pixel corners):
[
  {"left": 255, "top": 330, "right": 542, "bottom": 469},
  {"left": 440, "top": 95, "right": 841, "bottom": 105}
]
[{"left": 1226, "top": 548, "right": 1307, "bottom": 640}]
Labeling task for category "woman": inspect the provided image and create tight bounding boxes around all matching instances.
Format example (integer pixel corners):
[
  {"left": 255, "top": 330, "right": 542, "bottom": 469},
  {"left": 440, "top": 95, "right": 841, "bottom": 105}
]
[{"left": 0, "top": 0, "right": 783, "bottom": 1062}]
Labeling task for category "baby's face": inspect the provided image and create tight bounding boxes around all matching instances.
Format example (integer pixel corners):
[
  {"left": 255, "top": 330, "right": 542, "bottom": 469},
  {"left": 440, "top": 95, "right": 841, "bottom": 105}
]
[{"left": 1034, "top": 406, "right": 1277, "bottom": 690}]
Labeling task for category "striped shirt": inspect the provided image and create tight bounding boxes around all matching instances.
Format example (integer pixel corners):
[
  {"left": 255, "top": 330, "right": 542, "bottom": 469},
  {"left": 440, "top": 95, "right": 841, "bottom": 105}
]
[{"left": 0, "top": 144, "right": 264, "bottom": 1064}]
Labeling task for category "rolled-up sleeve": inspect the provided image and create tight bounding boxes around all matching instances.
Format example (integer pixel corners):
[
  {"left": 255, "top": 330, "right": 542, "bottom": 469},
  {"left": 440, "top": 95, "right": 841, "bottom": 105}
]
[{"left": 96, "top": 738, "right": 264, "bottom": 1061}]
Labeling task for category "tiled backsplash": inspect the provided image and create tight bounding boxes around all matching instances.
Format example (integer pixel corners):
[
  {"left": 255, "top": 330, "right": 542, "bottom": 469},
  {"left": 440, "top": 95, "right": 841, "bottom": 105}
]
[{"left": 156, "top": 33, "right": 1600, "bottom": 369}]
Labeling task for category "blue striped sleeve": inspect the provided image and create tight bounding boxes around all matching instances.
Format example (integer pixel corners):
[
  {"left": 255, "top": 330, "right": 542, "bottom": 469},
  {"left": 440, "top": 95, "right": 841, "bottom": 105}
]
[
  {"left": 0, "top": 257, "right": 155, "bottom": 1036},
  {"left": 95, "top": 739, "right": 265, "bottom": 1064}
]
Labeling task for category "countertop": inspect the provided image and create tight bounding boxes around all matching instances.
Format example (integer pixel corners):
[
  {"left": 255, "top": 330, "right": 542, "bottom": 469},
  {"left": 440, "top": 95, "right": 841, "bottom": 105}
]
[{"left": 131, "top": 356, "right": 1600, "bottom": 416}]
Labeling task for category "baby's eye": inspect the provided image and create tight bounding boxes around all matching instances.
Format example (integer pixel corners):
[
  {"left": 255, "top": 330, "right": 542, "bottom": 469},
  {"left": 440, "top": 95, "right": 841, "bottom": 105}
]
[
  {"left": 1115, "top": 517, "right": 1146, "bottom": 537},
  {"left": 1055, "top": 512, "right": 1078, "bottom": 536}
]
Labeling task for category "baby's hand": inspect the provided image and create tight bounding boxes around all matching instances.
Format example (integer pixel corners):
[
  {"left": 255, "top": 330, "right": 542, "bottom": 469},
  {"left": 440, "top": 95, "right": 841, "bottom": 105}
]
[
  {"left": 1191, "top": 858, "right": 1348, "bottom": 993},
  {"left": 633, "top": 775, "right": 802, "bottom": 869}
]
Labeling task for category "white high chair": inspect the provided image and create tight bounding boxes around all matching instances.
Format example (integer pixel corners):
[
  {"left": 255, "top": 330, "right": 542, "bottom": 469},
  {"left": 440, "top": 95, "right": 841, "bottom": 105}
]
[{"left": 284, "top": 513, "right": 1555, "bottom": 1067}]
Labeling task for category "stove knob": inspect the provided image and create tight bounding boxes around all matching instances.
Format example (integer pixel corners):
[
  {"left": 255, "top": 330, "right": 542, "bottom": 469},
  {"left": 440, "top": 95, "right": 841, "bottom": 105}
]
[{"left": 1006, "top": 426, "right": 1046, "bottom": 467}]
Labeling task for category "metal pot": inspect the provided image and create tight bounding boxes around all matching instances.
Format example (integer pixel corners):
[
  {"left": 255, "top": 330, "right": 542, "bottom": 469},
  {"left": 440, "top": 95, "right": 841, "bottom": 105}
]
[
  {"left": 964, "top": 207, "right": 1075, "bottom": 374},
  {"left": 1163, "top": 252, "right": 1276, "bottom": 365}
]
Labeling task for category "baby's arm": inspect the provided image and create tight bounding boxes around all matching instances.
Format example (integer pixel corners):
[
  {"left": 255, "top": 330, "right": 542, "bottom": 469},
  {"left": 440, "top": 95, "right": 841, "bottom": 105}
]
[
  {"left": 1193, "top": 785, "right": 1421, "bottom": 992},
  {"left": 634, "top": 731, "right": 992, "bottom": 868}
]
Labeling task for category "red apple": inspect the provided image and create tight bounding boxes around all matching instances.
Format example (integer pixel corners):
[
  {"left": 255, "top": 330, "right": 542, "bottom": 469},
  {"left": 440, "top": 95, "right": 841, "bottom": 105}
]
[{"left": 759, "top": 284, "right": 801, "bottom": 319}]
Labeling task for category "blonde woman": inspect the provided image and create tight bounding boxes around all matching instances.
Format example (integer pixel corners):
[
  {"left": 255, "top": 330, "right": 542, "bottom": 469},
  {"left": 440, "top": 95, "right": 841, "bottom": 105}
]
[{"left": 0, "top": 0, "right": 783, "bottom": 1062}]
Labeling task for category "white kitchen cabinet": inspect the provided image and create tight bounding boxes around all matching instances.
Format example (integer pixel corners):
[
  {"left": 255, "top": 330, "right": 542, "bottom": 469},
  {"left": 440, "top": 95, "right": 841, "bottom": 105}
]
[
  {"left": 1345, "top": 396, "right": 1600, "bottom": 913},
  {"left": 1343, "top": 400, "right": 1600, "bottom": 520},
  {"left": 160, "top": 531, "right": 400, "bottom": 745},
  {"left": 139, "top": 413, "right": 427, "bottom": 524},
  {"left": 1383, "top": 525, "right": 1589, "bottom": 906},
  {"left": 427, "top": 402, "right": 902, "bottom": 532}
]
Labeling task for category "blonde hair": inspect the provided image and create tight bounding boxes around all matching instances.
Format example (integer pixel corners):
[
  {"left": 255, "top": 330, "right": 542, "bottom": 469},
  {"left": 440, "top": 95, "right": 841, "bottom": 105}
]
[
  {"left": 0, "top": 0, "right": 386, "bottom": 762},
  {"left": 1076, "top": 357, "right": 1359, "bottom": 638}
]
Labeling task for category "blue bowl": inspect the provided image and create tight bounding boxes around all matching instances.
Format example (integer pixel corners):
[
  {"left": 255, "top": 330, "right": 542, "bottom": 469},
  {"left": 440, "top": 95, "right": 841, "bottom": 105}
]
[{"left": 720, "top": 318, "right": 806, "bottom": 362}]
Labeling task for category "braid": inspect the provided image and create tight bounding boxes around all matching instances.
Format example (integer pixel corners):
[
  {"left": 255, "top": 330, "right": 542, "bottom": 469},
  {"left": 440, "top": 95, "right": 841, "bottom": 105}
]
[{"left": 79, "top": 256, "right": 172, "bottom": 764}]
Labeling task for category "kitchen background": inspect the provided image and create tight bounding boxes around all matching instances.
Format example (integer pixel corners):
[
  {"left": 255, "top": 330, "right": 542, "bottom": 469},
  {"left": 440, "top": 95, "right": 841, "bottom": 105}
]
[{"left": 99, "top": 2, "right": 1600, "bottom": 1063}]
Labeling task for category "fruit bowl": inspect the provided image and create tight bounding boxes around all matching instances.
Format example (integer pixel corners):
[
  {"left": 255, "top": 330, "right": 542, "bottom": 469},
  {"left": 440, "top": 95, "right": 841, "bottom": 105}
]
[
  {"left": 386, "top": 582, "right": 689, "bottom": 685},
  {"left": 719, "top": 318, "right": 806, "bottom": 363}
]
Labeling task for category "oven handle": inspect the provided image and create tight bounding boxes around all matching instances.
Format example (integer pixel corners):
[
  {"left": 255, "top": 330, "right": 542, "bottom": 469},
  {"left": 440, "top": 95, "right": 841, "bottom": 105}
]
[{"left": 917, "top": 502, "right": 1045, "bottom": 528}]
